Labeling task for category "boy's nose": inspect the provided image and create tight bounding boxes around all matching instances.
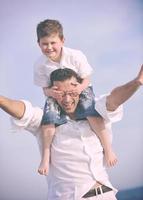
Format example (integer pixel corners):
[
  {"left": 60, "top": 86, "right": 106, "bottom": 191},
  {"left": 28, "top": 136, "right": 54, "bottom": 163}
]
[{"left": 47, "top": 43, "right": 52, "bottom": 49}]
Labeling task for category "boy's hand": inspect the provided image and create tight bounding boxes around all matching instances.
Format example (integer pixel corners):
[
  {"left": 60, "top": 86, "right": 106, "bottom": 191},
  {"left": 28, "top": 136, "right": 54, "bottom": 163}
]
[
  {"left": 49, "top": 86, "right": 63, "bottom": 100},
  {"left": 71, "top": 82, "right": 83, "bottom": 95},
  {"left": 43, "top": 86, "right": 63, "bottom": 100}
]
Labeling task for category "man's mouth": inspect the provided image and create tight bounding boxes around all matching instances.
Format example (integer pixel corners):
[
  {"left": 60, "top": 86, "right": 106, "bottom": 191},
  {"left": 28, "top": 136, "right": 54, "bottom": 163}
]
[{"left": 63, "top": 103, "right": 73, "bottom": 110}]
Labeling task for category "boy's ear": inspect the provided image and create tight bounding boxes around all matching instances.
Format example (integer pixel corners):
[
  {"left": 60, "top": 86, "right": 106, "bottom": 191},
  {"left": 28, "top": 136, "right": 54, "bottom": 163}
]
[
  {"left": 37, "top": 41, "right": 40, "bottom": 47},
  {"left": 62, "top": 37, "right": 65, "bottom": 43}
]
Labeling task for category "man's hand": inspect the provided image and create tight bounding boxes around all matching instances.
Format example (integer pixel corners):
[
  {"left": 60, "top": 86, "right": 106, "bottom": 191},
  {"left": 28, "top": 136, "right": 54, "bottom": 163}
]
[{"left": 136, "top": 64, "right": 143, "bottom": 85}]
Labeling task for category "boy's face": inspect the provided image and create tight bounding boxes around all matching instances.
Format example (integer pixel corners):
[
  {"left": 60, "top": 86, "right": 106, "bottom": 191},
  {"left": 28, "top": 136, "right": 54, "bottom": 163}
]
[{"left": 38, "top": 33, "right": 64, "bottom": 62}]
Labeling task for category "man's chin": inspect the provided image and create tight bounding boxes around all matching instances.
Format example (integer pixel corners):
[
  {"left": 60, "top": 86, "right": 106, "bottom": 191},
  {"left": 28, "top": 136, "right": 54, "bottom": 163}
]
[{"left": 63, "top": 107, "right": 76, "bottom": 114}]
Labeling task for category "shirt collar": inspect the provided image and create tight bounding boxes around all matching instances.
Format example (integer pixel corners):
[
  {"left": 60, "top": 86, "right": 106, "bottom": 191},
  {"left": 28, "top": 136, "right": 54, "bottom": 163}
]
[
  {"left": 59, "top": 47, "right": 66, "bottom": 66},
  {"left": 44, "top": 47, "right": 65, "bottom": 66}
]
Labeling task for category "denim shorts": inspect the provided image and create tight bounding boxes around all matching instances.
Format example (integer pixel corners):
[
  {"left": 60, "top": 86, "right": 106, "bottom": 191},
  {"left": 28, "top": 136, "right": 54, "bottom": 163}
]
[
  {"left": 75, "top": 86, "right": 101, "bottom": 120},
  {"left": 41, "top": 87, "right": 101, "bottom": 126},
  {"left": 41, "top": 97, "right": 67, "bottom": 126}
]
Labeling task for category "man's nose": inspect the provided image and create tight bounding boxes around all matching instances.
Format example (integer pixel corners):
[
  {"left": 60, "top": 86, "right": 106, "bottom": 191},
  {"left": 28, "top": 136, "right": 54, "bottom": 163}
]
[{"left": 63, "top": 94, "right": 71, "bottom": 102}]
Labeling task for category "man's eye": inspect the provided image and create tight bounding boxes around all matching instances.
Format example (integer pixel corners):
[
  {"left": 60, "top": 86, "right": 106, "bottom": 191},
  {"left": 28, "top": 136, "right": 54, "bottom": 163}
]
[{"left": 70, "top": 92, "right": 78, "bottom": 97}]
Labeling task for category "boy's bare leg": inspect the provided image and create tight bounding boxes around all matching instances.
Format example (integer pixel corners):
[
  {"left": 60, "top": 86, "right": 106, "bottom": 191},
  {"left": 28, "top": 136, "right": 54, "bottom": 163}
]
[
  {"left": 107, "top": 64, "right": 143, "bottom": 111},
  {"left": 38, "top": 124, "right": 55, "bottom": 175},
  {"left": 0, "top": 95, "right": 25, "bottom": 119},
  {"left": 87, "top": 116, "right": 117, "bottom": 167}
]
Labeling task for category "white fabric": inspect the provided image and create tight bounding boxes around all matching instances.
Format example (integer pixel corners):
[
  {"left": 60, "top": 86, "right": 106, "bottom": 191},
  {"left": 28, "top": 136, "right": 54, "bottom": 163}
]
[
  {"left": 11, "top": 95, "right": 123, "bottom": 200},
  {"left": 95, "top": 95, "right": 123, "bottom": 123},
  {"left": 34, "top": 46, "right": 93, "bottom": 87}
]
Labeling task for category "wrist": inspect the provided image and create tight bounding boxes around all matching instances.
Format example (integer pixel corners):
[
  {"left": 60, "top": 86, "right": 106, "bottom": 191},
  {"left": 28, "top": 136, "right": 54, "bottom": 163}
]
[
  {"left": 0, "top": 96, "right": 5, "bottom": 106},
  {"left": 135, "top": 78, "right": 142, "bottom": 87}
]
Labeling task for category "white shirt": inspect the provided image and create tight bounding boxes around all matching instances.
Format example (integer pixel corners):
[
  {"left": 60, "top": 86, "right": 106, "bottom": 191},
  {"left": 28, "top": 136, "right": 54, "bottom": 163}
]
[
  {"left": 11, "top": 95, "right": 123, "bottom": 200},
  {"left": 33, "top": 47, "right": 93, "bottom": 87}
]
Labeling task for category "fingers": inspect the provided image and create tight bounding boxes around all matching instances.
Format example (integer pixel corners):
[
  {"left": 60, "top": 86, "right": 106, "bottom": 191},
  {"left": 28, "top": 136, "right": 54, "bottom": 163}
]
[
  {"left": 54, "top": 91, "right": 63, "bottom": 100},
  {"left": 137, "top": 64, "right": 143, "bottom": 85},
  {"left": 50, "top": 88, "right": 63, "bottom": 99},
  {"left": 71, "top": 81, "right": 79, "bottom": 86},
  {"left": 51, "top": 86, "right": 58, "bottom": 90}
]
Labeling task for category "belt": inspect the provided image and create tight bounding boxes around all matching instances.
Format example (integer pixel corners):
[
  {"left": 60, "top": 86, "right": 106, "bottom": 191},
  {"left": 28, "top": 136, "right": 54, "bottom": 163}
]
[{"left": 82, "top": 185, "right": 112, "bottom": 198}]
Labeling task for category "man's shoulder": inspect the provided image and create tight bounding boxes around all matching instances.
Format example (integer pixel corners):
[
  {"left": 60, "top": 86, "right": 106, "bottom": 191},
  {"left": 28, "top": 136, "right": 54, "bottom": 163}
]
[{"left": 95, "top": 94, "right": 108, "bottom": 101}]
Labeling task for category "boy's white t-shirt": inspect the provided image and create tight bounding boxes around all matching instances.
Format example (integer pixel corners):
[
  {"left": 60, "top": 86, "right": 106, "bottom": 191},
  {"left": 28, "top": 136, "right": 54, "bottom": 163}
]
[{"left": 34, "top": 47, "right": 93, "bottom": 87}]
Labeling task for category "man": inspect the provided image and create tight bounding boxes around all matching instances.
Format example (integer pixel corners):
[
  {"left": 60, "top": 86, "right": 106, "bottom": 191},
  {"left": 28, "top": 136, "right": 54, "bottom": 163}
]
[{"left": 0, "top": 65, "right": 143, "bottom": 200}]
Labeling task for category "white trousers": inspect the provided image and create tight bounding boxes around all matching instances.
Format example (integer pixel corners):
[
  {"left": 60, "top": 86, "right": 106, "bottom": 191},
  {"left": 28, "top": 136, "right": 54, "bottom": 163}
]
[{"left": 81, "top": 191, "right": 117, "bottom": 200}]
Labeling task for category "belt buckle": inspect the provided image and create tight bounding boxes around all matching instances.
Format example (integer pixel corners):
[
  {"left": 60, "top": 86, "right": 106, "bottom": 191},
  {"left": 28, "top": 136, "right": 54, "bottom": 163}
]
[
  {"left": 82, "top": 185, "right": 112, "bottom": 198},
  {"left": 97, "top": 186, "right": 102, "bottom": 195}
]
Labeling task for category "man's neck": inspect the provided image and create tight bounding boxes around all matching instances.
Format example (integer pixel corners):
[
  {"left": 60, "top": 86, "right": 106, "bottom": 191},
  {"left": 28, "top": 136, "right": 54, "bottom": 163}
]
[{"left": 67, "top": 113, "right": 76, "bottom": 120}]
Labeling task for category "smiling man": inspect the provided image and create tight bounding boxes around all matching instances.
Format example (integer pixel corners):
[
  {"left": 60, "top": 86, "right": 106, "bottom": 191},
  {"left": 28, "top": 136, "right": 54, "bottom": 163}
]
[
  {"left": 0, "top": 65, "right": 143, "bottom": 200},
  {"left": 50, "top": 68, "right": 82, "bottom": 115}
]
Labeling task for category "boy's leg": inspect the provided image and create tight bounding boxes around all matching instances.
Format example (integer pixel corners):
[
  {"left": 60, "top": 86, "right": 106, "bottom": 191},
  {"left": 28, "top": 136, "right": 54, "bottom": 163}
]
[
  {"left": 38, "top": 97, "right": 67, "bottom": 175},
  {"left": 38, "top": 124, "right": 55, "bottom": 175},
  {"left": 87, "top": 116, "right": 117, "bottom": 167},
  {"left": 75, "top": 87, "right": 117, "bottom": 167},
  {"left": 38, "top": 97, "right": 57, "bottom": 175}
]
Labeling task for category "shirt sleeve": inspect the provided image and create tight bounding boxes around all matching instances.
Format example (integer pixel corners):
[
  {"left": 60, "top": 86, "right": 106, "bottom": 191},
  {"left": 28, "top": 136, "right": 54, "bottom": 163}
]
[
  {"left": 95, "top": 94, "right": 123, "bottom": 123},
  {"left": 10, "top": 100, "right": 43, "bottom": 136},
  {"left": 74, "top": 51, "right": 93, "bottom": 78},
  {"left": 33, "top": 58, "right": 50, "bottom": 87}
]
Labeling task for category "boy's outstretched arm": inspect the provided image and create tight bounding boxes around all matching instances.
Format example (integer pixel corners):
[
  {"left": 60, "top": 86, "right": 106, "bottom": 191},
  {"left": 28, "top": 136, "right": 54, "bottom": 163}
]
[
  {"left": 106, "top": 64, "right": 143, "bottom": 111},
  {"left": 0, "top": 96, "right": 25, "bottom": 119}
]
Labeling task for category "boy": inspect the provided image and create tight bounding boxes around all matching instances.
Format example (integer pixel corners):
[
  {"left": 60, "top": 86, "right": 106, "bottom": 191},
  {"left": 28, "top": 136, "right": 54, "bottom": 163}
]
[{"left": 34, "top": 19, "right": 117, "bottom": 175}]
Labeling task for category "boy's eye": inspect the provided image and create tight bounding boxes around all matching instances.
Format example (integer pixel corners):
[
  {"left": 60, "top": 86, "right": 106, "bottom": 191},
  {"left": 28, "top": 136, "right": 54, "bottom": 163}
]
[{"left": 42, "top": 43, "right": 49, "bottom": 46}]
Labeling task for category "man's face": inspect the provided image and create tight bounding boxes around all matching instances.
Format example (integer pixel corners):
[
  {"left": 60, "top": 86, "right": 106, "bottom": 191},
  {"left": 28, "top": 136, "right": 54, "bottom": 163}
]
[
  {"left": 38, "top": 33, "right": 64, "bottom": 62},
  {"left": 53, "top": 77, "right": 80, "bottom": 116}
]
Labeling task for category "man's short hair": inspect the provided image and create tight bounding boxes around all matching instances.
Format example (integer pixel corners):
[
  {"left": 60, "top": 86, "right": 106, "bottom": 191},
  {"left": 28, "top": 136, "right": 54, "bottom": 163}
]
[
  {"left": 50, "top": 68, "right": 82, "bottom": 86},
  {"left": 36, "top": 19, "right": 64, "bottom": 42}
]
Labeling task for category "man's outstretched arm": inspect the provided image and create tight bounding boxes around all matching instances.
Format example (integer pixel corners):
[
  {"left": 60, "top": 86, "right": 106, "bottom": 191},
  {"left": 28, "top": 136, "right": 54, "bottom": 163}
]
[
  {"left": 0, "top": 96, "right": 25, "bottom": 119},
  {"left": 106, "top": 64, "right": 143, "bottom": 111}
]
